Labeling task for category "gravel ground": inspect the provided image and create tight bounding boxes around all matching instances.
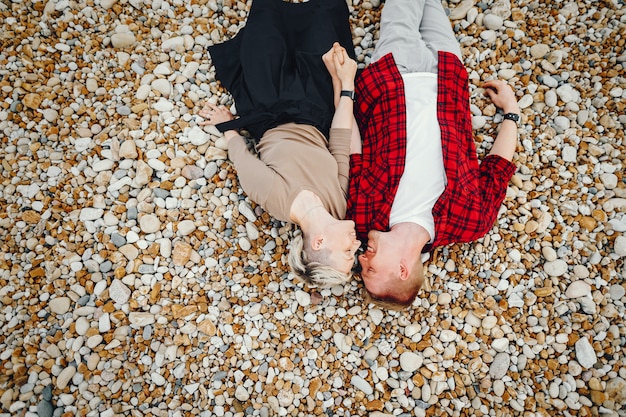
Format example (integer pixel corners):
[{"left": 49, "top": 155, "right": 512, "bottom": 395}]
[{"left": 0, "top": 0, "right": 625, "bottom": 416}]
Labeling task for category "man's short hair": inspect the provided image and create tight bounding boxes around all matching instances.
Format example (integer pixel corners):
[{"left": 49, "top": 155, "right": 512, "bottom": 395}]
[
  {"left": 288, "top": 233, "right": 352, "bottom": 288},
  {"left": 362, "top": 255, "right": 424, "bottom": 310}
]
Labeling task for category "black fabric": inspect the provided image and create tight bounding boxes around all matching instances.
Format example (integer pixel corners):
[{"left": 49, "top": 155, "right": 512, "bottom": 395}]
[{"left": 208, "top": 0, "right": 356, "bottom": 140}]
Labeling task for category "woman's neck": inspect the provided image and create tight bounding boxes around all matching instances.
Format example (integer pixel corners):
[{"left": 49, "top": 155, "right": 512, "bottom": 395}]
[{"left": 290, "top": 190, "right": 328, "bottom": 226}]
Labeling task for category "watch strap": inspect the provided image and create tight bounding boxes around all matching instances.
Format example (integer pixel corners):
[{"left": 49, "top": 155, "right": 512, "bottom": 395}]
[{"left": 340, "top": 90, "right": 355, "bottom": 100}]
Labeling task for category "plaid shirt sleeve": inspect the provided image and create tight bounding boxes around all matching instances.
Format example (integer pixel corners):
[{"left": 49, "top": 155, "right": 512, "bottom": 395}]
[
  {"left": 431, "top": 52, "right": 516, "bottom": 247},
  {"left": 347, "top": 54, "right": 407, "bottom": 241}
]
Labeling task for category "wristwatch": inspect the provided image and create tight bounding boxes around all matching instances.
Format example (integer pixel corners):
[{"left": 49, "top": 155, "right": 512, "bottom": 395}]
[
  {"left": 503, "top": 112, "right": 520, "bottom": 124},
  {"left": 340, "top": 90, "right": 356, "bottom": 101}
]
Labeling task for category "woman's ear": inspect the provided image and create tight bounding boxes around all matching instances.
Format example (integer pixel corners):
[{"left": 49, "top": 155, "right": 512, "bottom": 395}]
[{"left": 311, "top": 235, "right": 324, "bottom": 251}]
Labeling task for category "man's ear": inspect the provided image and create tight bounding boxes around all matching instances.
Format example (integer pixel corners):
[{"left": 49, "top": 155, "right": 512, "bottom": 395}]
[
  {"left": 311, "top": 235, "right": 324, "bottom": 251},
  {"left": 399, "top": 260, "right": 409, "bottom": 281}
]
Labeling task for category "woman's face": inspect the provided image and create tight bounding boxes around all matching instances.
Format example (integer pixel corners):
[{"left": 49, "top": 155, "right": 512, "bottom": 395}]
[{"left": 324, "top": 219, "right": 361, "bottom": 274}]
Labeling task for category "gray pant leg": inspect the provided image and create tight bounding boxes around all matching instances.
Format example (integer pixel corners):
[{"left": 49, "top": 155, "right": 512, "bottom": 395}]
[
  {"left": 420, "top": 0, "right": 462, "bottom": 62},
  {"left": 371, "top": 0, "right": 461, "bottom": 74}
]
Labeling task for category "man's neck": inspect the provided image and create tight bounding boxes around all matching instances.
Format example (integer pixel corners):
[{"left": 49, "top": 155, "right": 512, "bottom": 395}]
[{"left": 389, "top": 222, "right": 430, "bottom": 253}]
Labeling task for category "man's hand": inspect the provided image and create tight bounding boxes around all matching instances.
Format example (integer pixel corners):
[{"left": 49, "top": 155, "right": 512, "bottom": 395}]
[
  {"left": 198, "top": 102, "right": 235, "bottom": 126},
  {"left": 483, "top": 80, "right": 519, "bottom": 161},
  {"left": 483, "top": 79, "right": 520, "bottom": 114}
]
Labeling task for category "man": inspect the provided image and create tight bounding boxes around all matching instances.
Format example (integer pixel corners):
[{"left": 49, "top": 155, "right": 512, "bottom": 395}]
[{"left": 346, "top": 0, "right": 520, "bottom": 309}]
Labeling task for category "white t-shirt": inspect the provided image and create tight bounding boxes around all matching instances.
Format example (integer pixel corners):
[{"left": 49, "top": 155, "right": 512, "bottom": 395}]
[{"left": 389, "top": 72, "right": 446, "bottom": 243}]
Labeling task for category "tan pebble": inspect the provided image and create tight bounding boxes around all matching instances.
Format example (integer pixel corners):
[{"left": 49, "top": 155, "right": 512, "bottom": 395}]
[
  {"left": 23, "top": 93, "right": 42, "bottom": 109},
  {"left": 588, "top": 377, "right": 603, "bottom": 391},
  {"left": 590, "top": 390, "right": 606, "bottom": 405},
  {"left": 579, "top": 216, "right": 597, "bottom": 232},
  {"left": 525, "top": 220, "right": 539, "bottom": 233},
  {"left": 56, "top": 366, "right": 76, "bottom": 390},
  {"left": 172, "top": 241, "right": 193, "bottom": 266},
  {"left": 132, "top": 103, "right": 149, "bottom": 113},
  {"left": 308, "top": 377, "right": 322, "bottom": 398},
  {"left": 534, "top": 287, "right": 553, "bottom": 297},
  {"left": 278, "top": 357, "right": 295, "bottom": 371},
  {"left": 438, "top": 293, "right": 452, "bottom": 305},
  {"left": 197, "top": 319, "right": 216, "bottom": 336},
  {"left": 592, "top": 209, "right": 607, "bottom": 222},
  {"left": 171, "top": 304, "right": 197, "bottom": 319},
  {"left": 87, "top": 353, "right": 100, "bottom": 371}
]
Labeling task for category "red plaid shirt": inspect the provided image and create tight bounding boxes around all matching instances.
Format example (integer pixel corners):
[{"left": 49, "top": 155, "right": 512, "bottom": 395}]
[{"left": 348, "top": 52, "right": 516, "bottom": 249}]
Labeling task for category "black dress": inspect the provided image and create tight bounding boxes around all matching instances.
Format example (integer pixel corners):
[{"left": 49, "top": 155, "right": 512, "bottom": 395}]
[{"left": 208, "top": 0, "right": 356, "bottom": 140}]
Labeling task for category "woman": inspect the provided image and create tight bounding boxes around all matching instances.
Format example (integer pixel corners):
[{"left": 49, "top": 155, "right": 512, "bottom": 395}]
[{"left": 198, "top": 0, "right": 362, "bottom": 287}]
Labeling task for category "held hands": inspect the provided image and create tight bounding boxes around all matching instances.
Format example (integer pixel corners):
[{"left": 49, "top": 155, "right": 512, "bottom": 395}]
[
  {"left": 322, "top": 42, "right": 357, "bottom": 90},
  {"left": 483, "top": 79, "right": 520, "bottom": 114}
]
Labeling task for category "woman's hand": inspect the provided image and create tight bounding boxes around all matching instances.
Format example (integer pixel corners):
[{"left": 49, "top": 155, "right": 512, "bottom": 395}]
[
  {"left": 322, "top": 42, "right": 341, "bottom": 81},
  {"left": 483, "top": 80, "right": 520, "bottom": 114},
  {"left": 333, "top": 47, "right": 357, "bottom": 91},
  {"left": 197, "top": 102, "right": 235, "bottom": 126}
]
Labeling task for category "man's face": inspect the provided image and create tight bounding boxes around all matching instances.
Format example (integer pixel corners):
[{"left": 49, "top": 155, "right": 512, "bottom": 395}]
[
  {"left": 358, "top": 230, "right": 399, "bottom": 295},
  {"left": 324, "top": 219, "right": 361, "bottom": 274}
]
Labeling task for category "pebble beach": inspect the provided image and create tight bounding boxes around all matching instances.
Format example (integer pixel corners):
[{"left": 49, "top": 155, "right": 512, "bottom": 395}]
[{"left": 0, "top": 0, "right": 625, "bottom": 416}]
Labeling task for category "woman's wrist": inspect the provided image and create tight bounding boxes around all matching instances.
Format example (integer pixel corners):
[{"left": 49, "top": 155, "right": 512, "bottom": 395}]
[{"left": 224, "top": 130, "right": 240, "bottom": 141}]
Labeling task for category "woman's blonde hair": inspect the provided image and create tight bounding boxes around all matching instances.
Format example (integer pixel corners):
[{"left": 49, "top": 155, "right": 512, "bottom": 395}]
[{"left": 288, "top": 233, "right": 352, "bottom": 288}]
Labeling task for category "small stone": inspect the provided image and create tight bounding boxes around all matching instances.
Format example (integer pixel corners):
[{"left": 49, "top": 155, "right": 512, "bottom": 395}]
[
  {"left": 37, "top": 400, "right": 54, "bottom": 417},
  {"left": 129, "top": 312, "right": 155, "bottom": 327},
  {"left": 49, "top": 297, "right": 71, "bottom": 315},
  {"left": 606, "top": 377, "right": 626, "bottom": 406},
  {"left": 565, "top": 281, "right": 591, "bottom": 299},
  {"left": 139, "top": 214, "right": 160, "bottom": 234},
  {"left": 151, "top": 79, "right": 172, "bottom": 97},
  {"left": 23, "top": 93, "right": 42, "bottom": 109},
  {"left": 197, "top": 319, "right": 216, "bottom": 336},
  {"left": 482, "top": 14, "right": 503, "bottom": 30},
  {"left": 181, "top": 165, "right": 204, "bottom": 180},
  {"left": 111, "top": 33, "right": 136, "bottom": 48},
  {"left": 172, "top": 241, "right": 193, "bottom": 266},
  {"left": 492, "top": 338, "right": 509, "bottom": 352},
  {"left": 368, "top": 308, "right": 383, "bottom": 326},
  {"left": 109, "top": 279, "right": 131, "bottom": 304},
  {"left": 608, "top": 284, "right": 625, "bottom": 300},
  {"left": 493, "top": 379, "right": 505, "bottom": 397},
  {"left": 351, "top": 375, "right": 373, "bottom": 395},
  {"left": 614, "top": 235, "right": 626, "bottom": 257},
  {"left": 575, "top": 337, "right": 597, "bottom": 369},
  {"left": 530, "top": 44, "right": 550, "bottom": 59},
  {"left": 482, "top": 316, "right": 498, "bottom": 330},
  {"left": 295, "top": 290, "right": 311, "bottom": 307},
  {"left": 544, "top": 260, "right": 568, "bottom": 277},
  {"left": 187, "top": 126, "right": 210, "bottom": 146},
  {"left": 449, "top": 0, "right": 475, "bottom": 20},
  {"left": 177, "top": 220, "right": 196, "bottom": 236},
  {"left": 399, "top": 352, "right": 422, "bottom": 372},
  {"left": 235, "top": 386, "right": 250, "bottom": 401},
  {"left": 489, "top": 353, "right": 510, "bottom": 379},
  {"left": 56, "top": 366, "right": 76, "bottom": 390},
  {"left": 119, "top": 140, "right": 138, "bottom": 159}
]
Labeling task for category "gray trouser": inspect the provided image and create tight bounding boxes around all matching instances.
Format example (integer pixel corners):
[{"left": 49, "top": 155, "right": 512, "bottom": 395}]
[{"left": 371, "top": 0, "right": 462, "bottom": 74}]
